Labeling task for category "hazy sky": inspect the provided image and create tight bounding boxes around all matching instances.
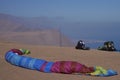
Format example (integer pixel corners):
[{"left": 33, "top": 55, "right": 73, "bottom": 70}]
[
  {"left": 0, "top": 0, "right": 120, "bottom": 48},
  {"left": 0, "top": 0, "right": 120, "bottom": 22}
]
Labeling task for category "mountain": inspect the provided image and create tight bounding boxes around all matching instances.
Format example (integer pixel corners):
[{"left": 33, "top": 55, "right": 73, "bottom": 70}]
[
  {"left": 0, "top": 13, "right": 74, "bottom": 46},
  {"left": 0, "top": 13, "right": 43, "bottom": 32},
  {"left": 0, "top": 13, "right": 66, "bottom": 32}
]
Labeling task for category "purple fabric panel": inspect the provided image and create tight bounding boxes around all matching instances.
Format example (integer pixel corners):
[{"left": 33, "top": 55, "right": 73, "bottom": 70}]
[
  {"left": 51, "top": 61, "right": 84, "bottom": 73},
  {"left": 51, "top": 61, "right": 61, "bottom": 73},
  {"left": 75, "top": 63, "right": 83, "bottom": 72},
  {"left": 63, "top": 61, "right": 72, "bottom": 73}
]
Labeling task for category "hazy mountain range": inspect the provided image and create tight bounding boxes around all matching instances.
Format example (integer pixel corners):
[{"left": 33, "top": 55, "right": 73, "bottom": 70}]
[
  {"left": 0, "top": 13, "right": 74, "bottom": 46},
  {"left": 0, "top": 13, "right": 120, "bottom": 48}
]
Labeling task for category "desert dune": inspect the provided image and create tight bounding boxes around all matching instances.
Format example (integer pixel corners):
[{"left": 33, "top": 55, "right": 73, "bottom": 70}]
[{"left": 0, "top": 41, "right": 120, "bottom": 80}]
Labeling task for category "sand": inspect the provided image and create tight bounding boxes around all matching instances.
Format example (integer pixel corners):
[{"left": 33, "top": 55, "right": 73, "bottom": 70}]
[{"left": 0, "top": 41, "right": 120, "bottom": 80}]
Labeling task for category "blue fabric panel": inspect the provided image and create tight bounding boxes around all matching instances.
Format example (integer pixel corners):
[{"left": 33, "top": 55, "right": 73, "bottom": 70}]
[
  {"left": 5, "top": 51, "right": 54, "bottom": 72},
  {"left": 34, "top": 59, "right": 46, "bottom": 71},
  {"left": 25, "top": 58, "right": 36, "bottom": 69},
  {"left": 5, "top": 51, "right": 15, "bottom": 62},
  {"left": 10, "top": 55, "right": 21, "bottom": 66},
  {"left": 44, "top": 62, "right": 54, "bottom": 73},
  {"left": 18, "top": 56, "right": 36, "bottom": 70},
  {"left": 19, "top": 56, "right": 28, "bottom": 68},
  {"left": 5, "top": 52, "right": 36, "bottom": 70},
  {"left": 27, "top": 58, "right": 36, "bottom": 69}
]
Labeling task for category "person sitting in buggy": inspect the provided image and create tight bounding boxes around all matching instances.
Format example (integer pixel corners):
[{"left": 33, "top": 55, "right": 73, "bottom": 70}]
[
  {"left": 98, "top": 41, "right": 116, "bottom": 51},
  {"left": 75, "top": 40, "right": 90, "bottom": 50}
]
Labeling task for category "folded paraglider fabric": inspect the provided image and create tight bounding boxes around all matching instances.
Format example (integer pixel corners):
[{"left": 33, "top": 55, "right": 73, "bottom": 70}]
[
  {"left": 5, "top": 49, "right": 118, "bottom": 77},
  {"left": 51, "top": 61, "right": 94, "bottom": 74},
  {"left": 90, "top": 66, "right": 118, "bottom": 77},
  {"left": 5, "top": 51, "right": 54, "bottom": 72}
]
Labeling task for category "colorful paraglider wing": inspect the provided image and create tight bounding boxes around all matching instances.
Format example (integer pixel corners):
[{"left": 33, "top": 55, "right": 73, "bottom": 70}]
[{"left": 5, "top": 49, "right": 118, "bottom": 77}]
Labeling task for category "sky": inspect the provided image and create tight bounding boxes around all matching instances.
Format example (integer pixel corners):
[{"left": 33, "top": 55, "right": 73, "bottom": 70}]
[
  {"left": 0, "top": 0, "right": 120, "bottom": 48},
  {"left": 0, "top": 0, "right": 120, "bottom": 22}
]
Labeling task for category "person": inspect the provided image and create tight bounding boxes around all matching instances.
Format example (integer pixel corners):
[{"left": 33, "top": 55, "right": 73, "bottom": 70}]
[
  {"left": 5, "top": 48, "right": 117, "bottom": 77},
  {"left": 75, "top": 40, "right": 90, "bottom": 50},
  {"left": 98, "top": 41, "right": 116, "bottom": 51}
]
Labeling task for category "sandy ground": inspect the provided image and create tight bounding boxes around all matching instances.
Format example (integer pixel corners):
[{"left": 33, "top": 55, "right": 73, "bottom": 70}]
[{"left": 0, "top": 41, "right": 120, "bottom": 80}]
